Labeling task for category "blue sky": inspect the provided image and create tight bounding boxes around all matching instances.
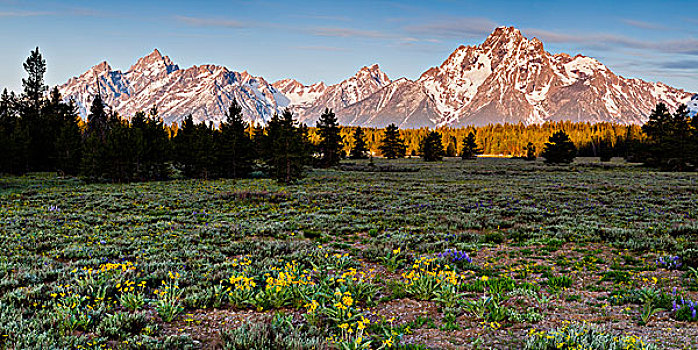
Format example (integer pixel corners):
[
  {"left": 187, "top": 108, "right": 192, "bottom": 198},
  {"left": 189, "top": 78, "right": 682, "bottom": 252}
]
[{"left": 1, "top": 0, "right": 697, "bottom": 93}]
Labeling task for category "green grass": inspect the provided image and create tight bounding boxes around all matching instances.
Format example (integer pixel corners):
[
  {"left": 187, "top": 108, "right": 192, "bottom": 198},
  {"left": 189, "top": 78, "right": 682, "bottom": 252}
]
[{"left": 0, "top": 158, "right": 696, "bottom": 349}]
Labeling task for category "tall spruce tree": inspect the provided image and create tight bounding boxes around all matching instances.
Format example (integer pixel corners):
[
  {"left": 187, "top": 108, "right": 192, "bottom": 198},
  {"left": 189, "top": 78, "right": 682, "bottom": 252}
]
[
  {"left": 22, "top": 47, "right": 47, "bottom": 110},
  {"left": 20, "top": 47, "right": 54, "bottom": 171},
  {"left": 445, "top": 136, "right": 457, "bottom": 157},
  {"left": 419, "top": 130, "right": 445, "bottom": 161},
  {"left": 460, "top": 132, "right": 482, "bottom": 159},
  {"left": 218, "top": 99, "right": 254, "bottom": 178},
  {"left": 81, "top": 96, "right": 110, "bottom": 179},
  {"left": 261, "top": 109, "right": 311, "bottom": 183},
  {"left": 378, "top": 123, "right": 406, "bottom": 159},
  {"left": 316, "top": 108, "right": 343, "bottom": 167},
  {"left": 0, "top": 89, "right": 24, "bottom": 174},
  {"left": 173, "top": 115, "right": 197, "bottom": 178},
  {"left": 541, "top": 131, "right": 577, "bottom": 164},
  {"left": 50, "top": 89, "right": 82, "bottom": 175},
  {"left": 523, "top": 142, "right": 536, "bottom": 161},
  {"left": 349, "top": 126, "right": 369, "bottom": 159},
  {"left": 640, "top": 103, "right": 691, "bottom": 170}
]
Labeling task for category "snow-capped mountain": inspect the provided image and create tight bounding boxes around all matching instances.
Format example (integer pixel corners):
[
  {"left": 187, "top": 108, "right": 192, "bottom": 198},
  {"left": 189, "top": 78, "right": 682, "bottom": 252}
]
[
  {"left": 59, "top": 27, "right": 694, "bottom": 127},
  {"left": 59, "top": 49, "right": 286, "bottom": 125},
  {"left": 275, "top": 64, "right": 392, "bottom": 125},
  {"left": 329, "top": 26, "right": 692, "bottom": 127},
  {"left": 688, "top": 94, "right": 698, "bottom": 116}
]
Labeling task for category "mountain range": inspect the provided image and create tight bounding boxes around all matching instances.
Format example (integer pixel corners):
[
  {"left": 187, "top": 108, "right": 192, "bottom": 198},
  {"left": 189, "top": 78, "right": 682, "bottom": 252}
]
[{"left": 58, "top": 26, "right": 695, "bottom": 127}]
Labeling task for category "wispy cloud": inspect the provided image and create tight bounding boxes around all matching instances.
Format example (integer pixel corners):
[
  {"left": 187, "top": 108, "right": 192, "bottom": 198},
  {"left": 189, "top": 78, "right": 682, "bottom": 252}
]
[
  {"left": 621, "top": 19, "right": 667, "bottom": 30},
  {"left": 175, "top": 15, "right": 245, "bottom": 28},
  {"left": 0, "top": 10, "right": 53, "bottom": 17},
  {"left": 523, "top": 28, "right": 698, "bottom": 56},
  {"left": 404, "top": 17, "right": 498, "bottom": 39},
  {"left": 292, "top": 45, "right": 348, "bottom": 52},
  {"left": 291, "top": 14, "right": 351, "bottom": 22},
  {"left": 659, "top": 60, "right": 698, "bottom": 70},
  {"left": 310, "top": 27, "right": 388, "bottom": 38}
]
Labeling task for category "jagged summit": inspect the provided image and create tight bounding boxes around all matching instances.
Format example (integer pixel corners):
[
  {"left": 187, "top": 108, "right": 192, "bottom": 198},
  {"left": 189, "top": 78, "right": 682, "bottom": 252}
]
[
  {"left": 129, "top": 48, "right": 179, "bottom": 74},
  {"left": 59, "top": 27, "right": 693, "bottom": 127}
]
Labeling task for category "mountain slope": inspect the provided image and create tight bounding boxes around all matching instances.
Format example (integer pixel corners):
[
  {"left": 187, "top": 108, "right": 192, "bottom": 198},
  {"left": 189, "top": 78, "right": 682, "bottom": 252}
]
[
  {"left": 59, "top": 49, "right": 286, "bottom": 125},
  {"left": 59, "top": 28, "right": 694, "bottom": 127}
]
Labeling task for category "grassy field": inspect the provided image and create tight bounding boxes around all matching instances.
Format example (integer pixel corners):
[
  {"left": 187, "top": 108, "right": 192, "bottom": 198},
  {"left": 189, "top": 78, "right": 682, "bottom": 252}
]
[{"left": 1, "top": 158, "right": 697, "bottom": 349}]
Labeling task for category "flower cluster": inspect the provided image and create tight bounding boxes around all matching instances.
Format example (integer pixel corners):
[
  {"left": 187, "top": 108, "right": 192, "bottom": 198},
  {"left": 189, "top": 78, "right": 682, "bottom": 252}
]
[
  {"left": 437, "top": 249, "right": 472, "bottom": 264},
  {"left": 656, "top": 256, "right": 682, "bottom": 270},
  {"left": 672, "top": 297, "right": 697, "bottom": 321}
]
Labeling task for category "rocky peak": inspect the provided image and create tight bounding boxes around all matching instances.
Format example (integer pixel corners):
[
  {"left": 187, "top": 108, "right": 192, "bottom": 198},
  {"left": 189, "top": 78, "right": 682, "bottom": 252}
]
[
  {"left": 90, "top": 61, "right": 113, "bottom": 74},
  {"left": 483, "top": 26, "right": 525, "bottom": 48},
  {"left": 129, "top": 49, "right": 179, "bottom": 74},
  {"left": 353, "top": 64, "right": 391, "bottom": 86}
]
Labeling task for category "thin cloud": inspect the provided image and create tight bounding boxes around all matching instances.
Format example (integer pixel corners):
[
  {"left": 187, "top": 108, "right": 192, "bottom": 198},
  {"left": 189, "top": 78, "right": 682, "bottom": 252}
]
[
  {"left": 660, "top": 60, "right": 698, "bottom": 70},
  {"left": 310, "top": 27, "right": 388, "bottom": 38},
  {"left": 404, "top": 17, "right": 498, "bottom": 39},
  {"left": 175, "top": 15, "right": 245, "bottom": 28},
  {"left": 292, "top": 14, "right": 351, "bottom": 22},
  {"left": 293, "top": 45, "right": 348, "bottom": 52},
  {"left": 522, "top": 28, "right": 698, "bottom": 55},
  {"left": 0, "top": 10, "right": 53, "bottom": 17},
  {"left": 621, "top": 19, "right": 667, "bottom": 30}
]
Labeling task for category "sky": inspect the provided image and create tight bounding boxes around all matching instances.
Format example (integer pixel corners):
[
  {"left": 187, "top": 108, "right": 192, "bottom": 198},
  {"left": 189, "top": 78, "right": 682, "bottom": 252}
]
[{"left": 1, "top": 0, "right": 697, "bottom": 93}]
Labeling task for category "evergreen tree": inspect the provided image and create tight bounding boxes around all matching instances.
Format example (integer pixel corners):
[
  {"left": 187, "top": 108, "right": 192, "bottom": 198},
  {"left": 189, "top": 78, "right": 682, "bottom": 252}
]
[
  {"left": 541, "top": 131, "right": 577, "bottom": 164},
  {"left": 81, "top": 96, "right": 110, "bottom": 179},
  {"left": 349, "top": 126, "right": 369, "bottom": 159},
  {"left": 103, "top": 112, "right": 136, "bottom": 182},
  {"left": 640, "top": 103, "right": 691, "bottom": 170},
  {"left": 130, "top": 107, "right": 170, "bottom": 180},
  {"left": 173, "top": 115, "right": 197, "bottom": 178},
  {"left": 218, "top": 99, "right": 254, "bottom": 178},
  {"left": 460, "top": 132, "right": 482, "bottom": 159},
  {"left": 445, "top": 136, "right": 457, "bottom": 157},
  {"left": 22, "top": 47, "right": 47, "bottom": 110},
  {"left": 0, "top": 89, "right": 24, "bottom": 174},
  {"left": 523, "top": 142, "right": 536, "bottom": 161},
  {"left": 51, "top": 90, "right": 82, "bottom": 175},
  {"left": 19, "top": 47, "right": 55, "bottom": 171},
  {"left": 419, "top": 130, "right": 445, "bottom": 161},
  {"left": 86, "top": 95, "right": 109, "bottom": 141},
  {"left": 316, "top": 108, "right": 343, "bottom": 167},
  {"left": 378, "top": 123, "right": 406, "bottom": 159},
  {"left": 261, "top": 109, "right": 311, "bottom": 183}
]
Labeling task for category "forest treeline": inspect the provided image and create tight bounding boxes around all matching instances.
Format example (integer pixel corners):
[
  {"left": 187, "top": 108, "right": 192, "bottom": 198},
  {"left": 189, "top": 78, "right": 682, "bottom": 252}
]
[
  {"left": 1, "top": 47, "right": 696, "bottom": 183},
  {"left": 326, "top": 121, "right": 642, "bottom": 159}
]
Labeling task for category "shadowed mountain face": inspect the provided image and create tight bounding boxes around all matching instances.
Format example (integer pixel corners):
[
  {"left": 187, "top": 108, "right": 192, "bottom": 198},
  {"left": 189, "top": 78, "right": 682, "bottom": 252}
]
[{"left": 59, "top": 27, "right": 693, "bottom": 127}]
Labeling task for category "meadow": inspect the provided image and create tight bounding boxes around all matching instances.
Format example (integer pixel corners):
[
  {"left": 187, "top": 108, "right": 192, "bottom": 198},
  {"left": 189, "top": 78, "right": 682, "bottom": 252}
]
[{"left": 1, "top": 158, "right": 697, "bottom": 349}]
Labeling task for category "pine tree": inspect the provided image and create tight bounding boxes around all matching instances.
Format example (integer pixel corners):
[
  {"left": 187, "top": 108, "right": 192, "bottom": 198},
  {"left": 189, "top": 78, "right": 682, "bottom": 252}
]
[
  {"left": 523, "top": 142, "right": 536, "bottom": 161},
  {"left": 0, "top": 89, "right": 24, "bottom": 174},
  {"left": 103, "top": 112, "right": 136, "bottom": 182},
  {"left": 173, "top": 115, "right": 197, "bottom": 178},
  {"left": 460, "top": 132, "right": 482, "bottom": 159},
  {"left": 81, "top": 96, "right": 110, "bottom": 180},
  {"left": 19, "top": 47, "right": 54, "bottom": 172},
  {"left": 261, "top": 109, "right": 311, "bottom": 183},
  {"left": 541, "top": 131, "right": 577, "bottom": 164},
  {"left": 378, "top": 123, "right": 406, "bottom": 159},
  {"left": 52, "top": 92, "right": 82, "bottom": 175},
  {"left": 129, "top": 107, "right": 170, "bottom": 180},
  {"left": 316, "top": 108, "right": 343, "bottom": 167},
  {"left": 349, "top": 126, "right": 369, "bottom": 159},
  {"left": 419, "top": 130, "right": 445, "bottom": 161},
  {"left": 445, "top": 136, "right": 457, "bottom": 157},
  {"left": 22, "top": 47, "right": 47, "bottom": 110},
  {"left": 640, "top": 103, "right": 691, "bottom": 170},
  {"left": 218, "top": 99, "right": 254, "bottom": 178}
]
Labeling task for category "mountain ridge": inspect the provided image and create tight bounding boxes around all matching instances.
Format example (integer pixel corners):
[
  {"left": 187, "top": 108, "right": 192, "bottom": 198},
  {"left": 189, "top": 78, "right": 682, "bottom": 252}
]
[{"left": 58, "top": 26, "right": 694, "bottom": 127}]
